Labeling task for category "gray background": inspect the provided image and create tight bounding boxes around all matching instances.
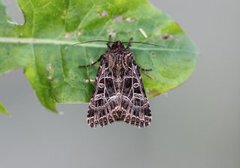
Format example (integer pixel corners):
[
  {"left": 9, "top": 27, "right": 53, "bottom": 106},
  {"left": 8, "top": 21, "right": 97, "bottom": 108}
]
[{"left": 0, "top": 0, "right": 239, "bottom": 168}]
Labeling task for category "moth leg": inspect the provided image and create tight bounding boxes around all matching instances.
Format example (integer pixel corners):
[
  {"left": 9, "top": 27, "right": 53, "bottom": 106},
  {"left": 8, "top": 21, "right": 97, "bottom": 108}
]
[
  {"left": 133, "top": 60, "right": 152, "bottom": 72},
  {"left": 138, "top": 66, "right": 153, "bottom": 79},
  {"left": 126, "top": 37, "right": 133, "bottom": 48},
  {"left": 78, "top": 55, "right": 103, "bottom": 68},
  {"left": 137, "top": 64, "right": 152, "bottom": 72},
  {"left": 107, "top": 35, "right": 112, "bottom": 48},
  {"left": 140, "top": 67, "right": 152, "bottom": 71},
  {"left": 141, "top": 71, "right": 153, "bottom": 79}
]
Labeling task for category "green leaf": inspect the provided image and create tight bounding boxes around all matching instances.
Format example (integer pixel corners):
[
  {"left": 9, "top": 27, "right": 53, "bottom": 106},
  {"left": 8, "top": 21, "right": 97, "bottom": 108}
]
[
  {"left": 0, "top": 0, "right": 198, "bottom": 112},
  {"left": 0, "top": 101, "right": 9, "bottom": 115}
]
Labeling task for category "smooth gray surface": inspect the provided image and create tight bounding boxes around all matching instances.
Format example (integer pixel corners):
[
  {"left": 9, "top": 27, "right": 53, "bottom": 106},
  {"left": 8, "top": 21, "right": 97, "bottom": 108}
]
[{"left": 0, "top": 0, "right": 240, "bottom": 168}]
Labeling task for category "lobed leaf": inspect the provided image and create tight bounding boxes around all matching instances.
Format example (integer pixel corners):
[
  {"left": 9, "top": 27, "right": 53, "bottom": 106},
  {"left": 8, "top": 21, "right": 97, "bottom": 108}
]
[{"left": 0, "top": 0, "right": 198, "bottom": 112}]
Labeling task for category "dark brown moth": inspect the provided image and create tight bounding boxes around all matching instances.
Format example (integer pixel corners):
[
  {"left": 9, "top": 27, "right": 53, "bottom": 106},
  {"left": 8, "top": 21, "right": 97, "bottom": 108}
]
[{"left": 82, "top": 40, "right": 152, "bottom": 128}]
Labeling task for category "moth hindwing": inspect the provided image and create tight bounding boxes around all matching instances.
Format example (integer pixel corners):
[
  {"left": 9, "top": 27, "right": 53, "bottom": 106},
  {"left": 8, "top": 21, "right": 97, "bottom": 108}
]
[{"left": 85, "top": 41, "right": 151, "bottom": 128}]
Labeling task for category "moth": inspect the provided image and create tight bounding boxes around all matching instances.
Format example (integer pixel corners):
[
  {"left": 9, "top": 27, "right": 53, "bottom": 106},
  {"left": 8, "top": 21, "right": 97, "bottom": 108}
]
[{"left": 80, "top": 39, "right": 152, "bottom": 128}]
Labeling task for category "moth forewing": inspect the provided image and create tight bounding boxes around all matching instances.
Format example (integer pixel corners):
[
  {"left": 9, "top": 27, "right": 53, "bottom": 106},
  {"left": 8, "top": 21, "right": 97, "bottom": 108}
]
[{"left": 86, "top": 41, "right": 151, "bottom": 128}]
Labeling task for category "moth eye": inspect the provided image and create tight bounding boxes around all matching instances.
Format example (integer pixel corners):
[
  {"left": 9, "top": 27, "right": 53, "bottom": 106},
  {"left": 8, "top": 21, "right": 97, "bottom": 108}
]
[{"left": 133, "top": 83, "right": 139, "bottom": 88}]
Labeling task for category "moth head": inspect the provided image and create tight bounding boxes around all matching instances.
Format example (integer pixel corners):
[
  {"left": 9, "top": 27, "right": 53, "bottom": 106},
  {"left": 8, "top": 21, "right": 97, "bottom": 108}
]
[{"left": 110, "top": 41, "right": 125, "bottom": 50}]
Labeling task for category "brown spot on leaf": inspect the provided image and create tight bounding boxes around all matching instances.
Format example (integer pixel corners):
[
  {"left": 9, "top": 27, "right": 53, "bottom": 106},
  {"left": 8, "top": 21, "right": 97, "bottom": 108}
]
[{"left": 161, "top": 34, "right": 173, "bottom": 40}]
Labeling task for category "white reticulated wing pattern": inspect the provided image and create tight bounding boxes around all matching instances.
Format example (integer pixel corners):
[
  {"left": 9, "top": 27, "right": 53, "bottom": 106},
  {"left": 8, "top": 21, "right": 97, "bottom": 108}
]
[{"left": 86, "top": 41, "right": 152, "bottom": 128}]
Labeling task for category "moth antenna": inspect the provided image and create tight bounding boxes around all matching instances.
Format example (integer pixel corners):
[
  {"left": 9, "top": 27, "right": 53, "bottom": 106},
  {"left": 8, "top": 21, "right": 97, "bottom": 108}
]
[
  {"left": 123, "top": 41, "right": 165, "bottom": 48},
  {"left": 71, "top": 39, "right": 165, "bottom": 48},
  {"left": 71, "top": 40, "right": 110, "bottom": 46}
]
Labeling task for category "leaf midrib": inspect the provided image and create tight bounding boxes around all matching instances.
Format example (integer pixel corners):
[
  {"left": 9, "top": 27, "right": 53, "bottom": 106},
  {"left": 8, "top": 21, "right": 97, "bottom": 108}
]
[{"left": 0, "top": 37, "right": 196, "bottom": 54}]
